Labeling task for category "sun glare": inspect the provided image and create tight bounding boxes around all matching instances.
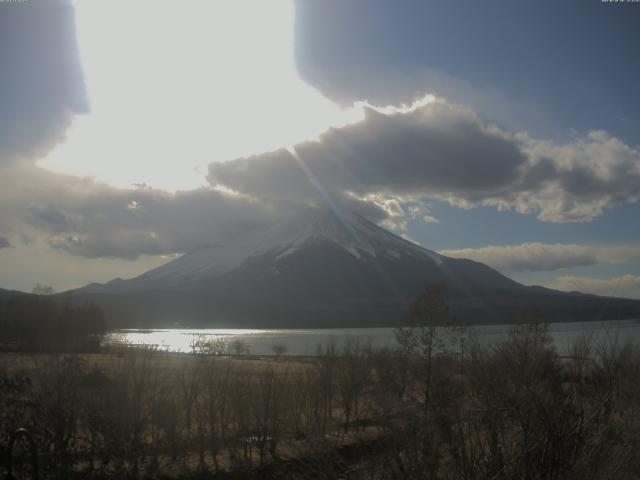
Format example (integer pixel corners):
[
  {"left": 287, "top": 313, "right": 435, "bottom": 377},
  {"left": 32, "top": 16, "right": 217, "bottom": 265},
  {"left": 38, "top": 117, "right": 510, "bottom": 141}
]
[{"left": 39, "top": 0, "right": 363, "bottom": 191}]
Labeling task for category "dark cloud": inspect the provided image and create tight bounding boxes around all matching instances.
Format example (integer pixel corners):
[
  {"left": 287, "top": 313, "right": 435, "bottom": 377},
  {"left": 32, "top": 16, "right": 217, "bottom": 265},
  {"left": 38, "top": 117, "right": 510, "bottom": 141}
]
[
  {"left": 0, "top": 0, "right": 87, "bottom": 165},
  {"left": 0, "top": 237, "right": 11, "bottom": 249},
  {"left": 209, "top": 103, "right": 525, "bottom": 201},
  {"left": 0, "top": 164, "right": 280, "bottom": 260},
  {"left": 209, "top": 99, "right": 640, "bottom": 223},
  {"left": 53, "top": 187, "right": 277, "bottom": 259},
  {"left": 26, "top": 205, "right": 75, "bottom": 234}
]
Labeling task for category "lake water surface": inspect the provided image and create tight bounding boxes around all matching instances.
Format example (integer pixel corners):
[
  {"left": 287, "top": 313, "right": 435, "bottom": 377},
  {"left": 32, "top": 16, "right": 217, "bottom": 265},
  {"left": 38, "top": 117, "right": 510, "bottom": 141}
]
[{"left": 105, "top": 319, "right": 640, "bottom": 356}]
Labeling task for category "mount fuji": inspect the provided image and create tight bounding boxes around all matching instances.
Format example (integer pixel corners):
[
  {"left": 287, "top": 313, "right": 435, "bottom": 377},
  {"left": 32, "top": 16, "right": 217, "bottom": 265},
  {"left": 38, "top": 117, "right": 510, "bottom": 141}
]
[{"left": 69, "top": 208, "right": 640, "bottom": 328}]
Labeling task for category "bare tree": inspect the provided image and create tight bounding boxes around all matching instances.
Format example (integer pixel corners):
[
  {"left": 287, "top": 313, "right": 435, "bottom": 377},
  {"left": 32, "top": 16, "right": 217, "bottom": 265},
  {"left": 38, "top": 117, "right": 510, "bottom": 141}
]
[
  {"left": 337, "top": 339, "right": 369, "bottom": 433},
  {"left": 231, "top": 338, "right": 250, "bottom": 356},
  {"left": 395, "top": 286, "right": 461, "bottom": 409},
  {"left": 32, "top": 283, "right": 55, "bottom": 296},
  {"left": 271, "top": 344, "right": 287, "bottom": 358},
  {"left": 191, "top": 335, "right": 229, "bottom": 355}
]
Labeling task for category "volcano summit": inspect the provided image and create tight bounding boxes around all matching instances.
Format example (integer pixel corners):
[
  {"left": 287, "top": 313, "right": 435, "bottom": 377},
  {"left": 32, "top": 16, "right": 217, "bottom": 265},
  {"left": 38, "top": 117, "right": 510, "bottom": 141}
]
[{"left": 70, "top": 208, "right": 640, "bottom": 328}]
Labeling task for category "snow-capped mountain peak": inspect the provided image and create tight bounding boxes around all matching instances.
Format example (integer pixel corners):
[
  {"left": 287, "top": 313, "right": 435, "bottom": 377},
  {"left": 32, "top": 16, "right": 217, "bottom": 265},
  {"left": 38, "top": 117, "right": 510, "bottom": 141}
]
[
  {"left": 133, "top": 208, "right": 444, "bottom": 287},
  {"left": 70, "top": 208, "right": 640, "bottom": 328}
]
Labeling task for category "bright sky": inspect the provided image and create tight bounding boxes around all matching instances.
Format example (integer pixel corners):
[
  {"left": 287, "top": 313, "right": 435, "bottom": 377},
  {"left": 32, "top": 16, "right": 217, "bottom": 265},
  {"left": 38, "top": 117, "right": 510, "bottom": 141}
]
[{"left": 39, "top": 0, "right": 362, "bottom": 191}]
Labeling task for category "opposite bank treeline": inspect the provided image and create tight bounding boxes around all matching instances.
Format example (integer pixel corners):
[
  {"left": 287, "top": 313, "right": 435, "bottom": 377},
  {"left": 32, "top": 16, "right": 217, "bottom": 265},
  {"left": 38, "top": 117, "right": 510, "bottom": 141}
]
[{"left": 0, "top": 287, "right": 107, "bottom": 351}]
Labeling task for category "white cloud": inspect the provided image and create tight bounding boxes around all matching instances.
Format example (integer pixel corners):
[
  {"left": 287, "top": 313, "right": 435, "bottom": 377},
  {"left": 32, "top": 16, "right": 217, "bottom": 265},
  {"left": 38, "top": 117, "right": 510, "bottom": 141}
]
[
  {"left": 408, "top": 204, "right": 440, "bottom": 224},
  {"left": 439, "top": 243, "right": 640, "bottom": 272},
  {"left": 509, "top": 130, "right": 640, "bottom": 222},
  {"left": 548, "top": 275, "right": 640, "bottom": 300}
]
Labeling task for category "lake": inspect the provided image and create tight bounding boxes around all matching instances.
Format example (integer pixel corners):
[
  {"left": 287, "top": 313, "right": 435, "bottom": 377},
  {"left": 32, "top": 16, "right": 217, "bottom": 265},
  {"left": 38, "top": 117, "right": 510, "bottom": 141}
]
[{"left": 105, "top": 319, "right": 640, "bottom": 356}]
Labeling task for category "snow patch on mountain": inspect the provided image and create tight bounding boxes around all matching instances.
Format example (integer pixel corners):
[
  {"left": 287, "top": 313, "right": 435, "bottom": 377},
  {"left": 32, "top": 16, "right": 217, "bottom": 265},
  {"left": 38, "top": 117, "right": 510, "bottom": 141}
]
[{"left": 130, "top": 208, "right": 444, "bottom": 287}]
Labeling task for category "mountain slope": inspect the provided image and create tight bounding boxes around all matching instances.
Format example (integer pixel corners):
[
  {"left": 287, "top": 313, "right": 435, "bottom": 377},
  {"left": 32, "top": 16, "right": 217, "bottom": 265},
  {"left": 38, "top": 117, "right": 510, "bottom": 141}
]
[
  {"left": 71, "top": 208, "right": 640, "bottom": 327},
  {"left": 93, "top": 208, "right": 519, "bottom": 293}
]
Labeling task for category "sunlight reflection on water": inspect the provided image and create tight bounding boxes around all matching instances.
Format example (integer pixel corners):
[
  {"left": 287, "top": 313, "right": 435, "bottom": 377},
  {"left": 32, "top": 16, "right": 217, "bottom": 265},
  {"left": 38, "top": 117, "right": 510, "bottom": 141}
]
[
  {"left": 104, "top": 320, "right": 640, "bottom": 356},
  {"left": 108, "top": 329, "right": 268, "bottom": 354}
]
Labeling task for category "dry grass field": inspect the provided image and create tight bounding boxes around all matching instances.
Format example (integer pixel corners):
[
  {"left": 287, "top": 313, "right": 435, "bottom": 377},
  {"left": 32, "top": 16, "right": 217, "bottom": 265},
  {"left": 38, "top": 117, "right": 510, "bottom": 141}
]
[{"left": 2, "top": 323, "right": 640, "bottom": 479}]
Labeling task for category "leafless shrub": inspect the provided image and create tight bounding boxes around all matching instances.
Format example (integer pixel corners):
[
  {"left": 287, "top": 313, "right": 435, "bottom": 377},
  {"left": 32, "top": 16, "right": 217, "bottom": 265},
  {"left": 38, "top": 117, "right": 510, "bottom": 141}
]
[
  {"left": 337, "top": 339, "right": 370, "bottom": 433},
  {"left": 271, "top": 343, "right": 288, "bottom": 358},
  {"left": 190, "top": 334, "right": 229, "bottom": 356},
  {"left": 231, "top": 338, "right": 251, "bottom": 356}
]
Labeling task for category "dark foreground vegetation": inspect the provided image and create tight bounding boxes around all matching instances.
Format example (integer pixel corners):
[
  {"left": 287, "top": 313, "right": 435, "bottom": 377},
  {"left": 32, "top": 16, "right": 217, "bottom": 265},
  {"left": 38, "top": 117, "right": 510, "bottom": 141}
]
[
  {"left": 0, "top": 285, "right": 107, "bottom": 352},
  {"left": 1, "top": 289, "right": 640, "bottom": 479}
]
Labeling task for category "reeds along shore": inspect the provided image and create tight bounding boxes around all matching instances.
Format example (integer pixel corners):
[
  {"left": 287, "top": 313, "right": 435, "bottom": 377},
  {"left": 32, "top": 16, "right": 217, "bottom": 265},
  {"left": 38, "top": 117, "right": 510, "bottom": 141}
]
[{"left": 1, "top": 321, "right": 640, "bottom": 479}]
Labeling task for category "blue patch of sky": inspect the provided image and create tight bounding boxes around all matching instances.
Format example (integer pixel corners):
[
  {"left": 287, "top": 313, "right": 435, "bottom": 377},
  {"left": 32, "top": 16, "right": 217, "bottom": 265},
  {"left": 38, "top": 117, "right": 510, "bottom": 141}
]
[{"left": 408, "top": 200, "right": 640, "bottom": 251}]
